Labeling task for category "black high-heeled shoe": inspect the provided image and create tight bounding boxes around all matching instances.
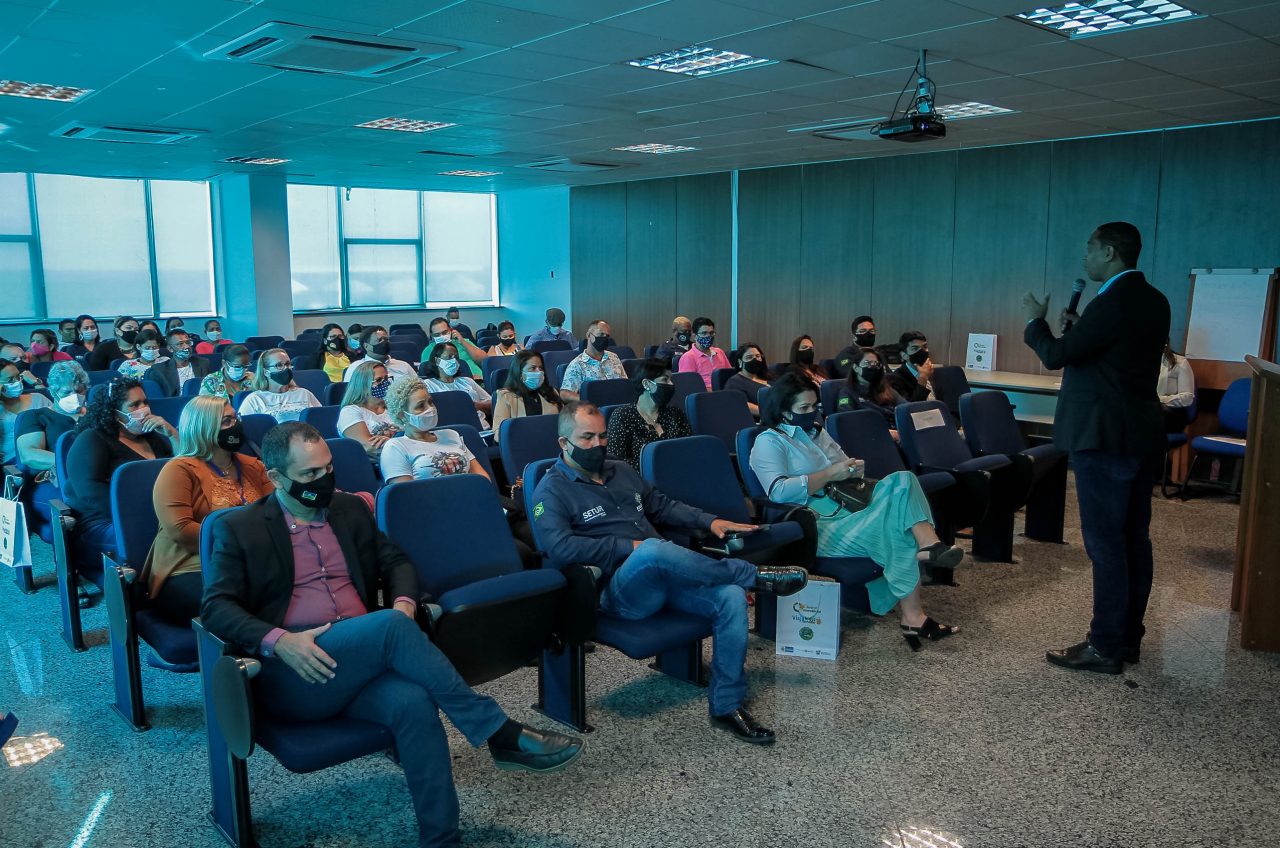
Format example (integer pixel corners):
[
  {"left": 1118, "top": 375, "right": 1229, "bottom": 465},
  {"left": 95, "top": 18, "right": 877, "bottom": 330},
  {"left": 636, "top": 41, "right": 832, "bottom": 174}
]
[{"left": 901, "top": 617, "right": 960, "bottom": 651}]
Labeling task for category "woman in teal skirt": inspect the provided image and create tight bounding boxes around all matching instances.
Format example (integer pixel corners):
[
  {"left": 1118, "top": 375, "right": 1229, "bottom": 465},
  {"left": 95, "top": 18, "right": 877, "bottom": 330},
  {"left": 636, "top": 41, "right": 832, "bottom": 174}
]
[{"left": 749, "top": 372, "right": 963, "bottom": 648}]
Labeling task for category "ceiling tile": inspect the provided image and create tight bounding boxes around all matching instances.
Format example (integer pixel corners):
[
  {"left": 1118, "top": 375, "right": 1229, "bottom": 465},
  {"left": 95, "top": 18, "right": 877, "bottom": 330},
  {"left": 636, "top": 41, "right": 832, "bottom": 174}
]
[
  {"left": 1216, "top": 4, "right": 1280, "bottom": 39},
  {"left": 965, "top": 41, "right": 1119, "bottom": 76},
  {"left": 257, "top": 0, "right": 461, "bottom": 29},
  {"left": 708, "top": 21, "right": 864, "bottom": 61},
  {"left": 805, "top": 0, "right": 994, "bottom": 40},
  {"left": 521, "top": 23, "right": 688, "bottom": 63},
  {"left": 461, "top": 49, "right": 603, "bottom": 81},
  {"left": 887, "top": 16, "right": 1064, "bottom": 57},
  {"left": 486, "top": 0, "right": 664, "bottom": 22},
  {"left": 1134, "top": 38, "right": 1280, "bottom": 74},
  {"left": 606, "top": 0, "right": 785, "bottom": 42},
  {"left": 395, "top": 2, "right": 582, "bottom": 47},
  {"left": 801, "top": 40, "right": 923, "bottom": 76},
  {"left": 1083, "top": 16, "right": 1257, "bottom": 58}
]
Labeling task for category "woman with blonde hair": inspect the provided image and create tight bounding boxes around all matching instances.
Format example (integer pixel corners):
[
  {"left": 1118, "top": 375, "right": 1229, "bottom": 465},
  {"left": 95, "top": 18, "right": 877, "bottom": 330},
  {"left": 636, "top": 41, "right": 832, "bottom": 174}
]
[
  {"left": 338, "top": 359, "right": 400, "bottom": 459},
  {"left": 380, "top": 375, "right": 487, "bottom": 484},
  {"left": 141, "top": 395, "right": 272, "bottom": 624},
  {"left": 238, "top": 347, "right": 320, "bottom": 422}
]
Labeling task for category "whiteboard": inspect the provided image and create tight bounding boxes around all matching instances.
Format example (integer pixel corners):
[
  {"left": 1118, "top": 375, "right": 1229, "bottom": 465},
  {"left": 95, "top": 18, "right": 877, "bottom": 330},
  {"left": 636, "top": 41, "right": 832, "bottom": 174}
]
[{"left": 1185, "top": 269, "right": 1275, "bottom": 362}]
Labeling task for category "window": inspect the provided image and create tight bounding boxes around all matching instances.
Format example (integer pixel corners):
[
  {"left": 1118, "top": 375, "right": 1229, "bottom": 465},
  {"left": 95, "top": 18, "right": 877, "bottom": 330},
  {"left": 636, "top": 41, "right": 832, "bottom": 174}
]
[
  {"left": 286, "top": 184, "right": 499, "bottom": 312},
  {"left": 0, "top": 172, "right": 218, "bottom": 323}
]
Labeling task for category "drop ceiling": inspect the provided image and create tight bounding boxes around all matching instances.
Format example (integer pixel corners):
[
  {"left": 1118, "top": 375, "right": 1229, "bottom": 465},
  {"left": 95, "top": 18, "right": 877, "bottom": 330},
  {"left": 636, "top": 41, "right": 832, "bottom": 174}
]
[{"left": 0, "top": 0, "right": 1276, "bottom": 191}]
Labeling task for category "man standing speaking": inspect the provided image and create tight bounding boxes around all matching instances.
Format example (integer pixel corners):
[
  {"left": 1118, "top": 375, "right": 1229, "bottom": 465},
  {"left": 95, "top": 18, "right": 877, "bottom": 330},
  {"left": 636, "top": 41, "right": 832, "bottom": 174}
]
[{"left": 1022, "top": 222, "right": 1171, "bottom": 674}]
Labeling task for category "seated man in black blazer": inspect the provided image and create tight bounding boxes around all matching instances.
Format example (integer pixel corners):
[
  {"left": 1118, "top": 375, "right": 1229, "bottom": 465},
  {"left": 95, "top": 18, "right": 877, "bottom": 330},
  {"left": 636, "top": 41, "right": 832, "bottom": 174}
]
[
  {"left": 887, "top": 330, "right": 934, "bottom": 403},
  {"left": 148, "top": 328, "right": 212, "bottom": 396},
  {"left": 201, "top": 421, "right": 583, "bottom": 847}
]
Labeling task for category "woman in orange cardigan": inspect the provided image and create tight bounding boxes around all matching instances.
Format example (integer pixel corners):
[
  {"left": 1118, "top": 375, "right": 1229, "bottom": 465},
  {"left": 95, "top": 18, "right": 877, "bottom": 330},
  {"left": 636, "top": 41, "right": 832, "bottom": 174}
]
[{"left": 142, "top": 395, "right": 273, "bottom": 625}]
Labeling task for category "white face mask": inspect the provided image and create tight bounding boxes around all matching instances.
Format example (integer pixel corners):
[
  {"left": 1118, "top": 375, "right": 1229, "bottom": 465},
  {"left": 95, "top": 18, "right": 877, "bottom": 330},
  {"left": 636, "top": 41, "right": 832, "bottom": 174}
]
[
  {"left": 448, "top": 318, "right": 461, "bottom": 328},
  {"left": 207, "top": 331, "right": 221, "bottom": 341},
  {"left": 2, "top": 379, "right": 23, "bottom": 399},
  {"left": 57, "top": 392, "right": 84, "bottom": 413},
  {"left": 120, "top": 406, "right": 152, "bottom": 434},
  {"left": 438, "top": 358, "right": 460, "bottom": 377},
  {"left": 433, "top": 334, "right": 451, "bottom": 345},
  {"left": 406, "top": 407, "right": 438, "bottom": 431}
]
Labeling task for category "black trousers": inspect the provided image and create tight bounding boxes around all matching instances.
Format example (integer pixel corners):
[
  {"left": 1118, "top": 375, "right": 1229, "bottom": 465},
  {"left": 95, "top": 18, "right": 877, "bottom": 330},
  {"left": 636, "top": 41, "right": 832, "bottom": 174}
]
[{"left": 152, "top": 571, "right": 204, "bottom": 625}]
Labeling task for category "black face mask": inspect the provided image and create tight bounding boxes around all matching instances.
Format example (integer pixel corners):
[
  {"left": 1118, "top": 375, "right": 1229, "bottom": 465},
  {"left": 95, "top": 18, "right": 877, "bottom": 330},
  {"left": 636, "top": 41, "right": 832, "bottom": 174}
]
[
  {"left": 591, "top": 334, "right": 612, "bottom": 353},
  {"left": 908, "top": 349, "right": 929, "bottom": 366},
  {"left": 326, "top": 338, "right": 345, "bottom": 352},
  {"left": 855, "top": 331, "right": 876, "bottom": 348},
  {"left": 650, "top": 382, "right": 675, "bottom": 409},
  {"left": 369, "top": 340, "right": 391, "bottom": 357},
  {"left": 743, "top": 359, "right": 767, "bottom": 377},
  {"left": 281, "top": 470, "right": 336, "bottom": 509},
  {"left": 217, "top": 421, "right": 245, "bottom": 452},
  {"left": 787, "top": 410, "right": 818, "bottom": 433},
  {"left": 797, "top": 348, "right": 815, "bottom": 366},
  {"left": 860, "top": 365, "right": 883, "bottom": 384},
  {"left": 269, "top": 368, "right": 293, "bottom": 386},
  {"left": 119, "top": 330, "right": 139, "bottom": 345},
  {"left": 500, "top": 337, "right": 516, "bottom": 347},
  {"left": 675, "top": 331, "right": 690, "bottom": 345},
  {"left": 567, "top": 442, "right": 607, "bottom": 474}
]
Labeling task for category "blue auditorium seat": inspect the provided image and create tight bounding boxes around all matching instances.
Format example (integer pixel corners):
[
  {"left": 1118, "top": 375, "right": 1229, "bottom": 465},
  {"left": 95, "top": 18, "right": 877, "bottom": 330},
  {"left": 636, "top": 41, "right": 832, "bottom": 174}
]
[
  {"left": 300, "top": 405, "right": 341, "bottom": 439},
  {"left": 1185, "top": 377, "right": 1250, "bottom": 498},
  {"left": 685, "top": 390, "right": 753, "bottom": 455}
]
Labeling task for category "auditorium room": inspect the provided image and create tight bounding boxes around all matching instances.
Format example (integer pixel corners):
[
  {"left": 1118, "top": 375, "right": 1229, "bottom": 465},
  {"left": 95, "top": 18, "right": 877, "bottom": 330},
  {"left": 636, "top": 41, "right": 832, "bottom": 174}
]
[{"left": 3, "top": 1, "right": 1280, "bottom": 846}]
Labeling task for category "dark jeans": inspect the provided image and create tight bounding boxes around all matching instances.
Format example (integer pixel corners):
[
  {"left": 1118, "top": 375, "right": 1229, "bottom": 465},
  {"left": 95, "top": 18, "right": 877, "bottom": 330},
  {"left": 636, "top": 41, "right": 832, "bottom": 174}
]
[
  {"left": 255, "top": 610, "right": 508, "bottom": 848},
  {"left": 152, "top": 571, "right": 203, "bottom": 625},
  {"left": 1072, "top": 450, "right": 1157, "bottom": 658}
]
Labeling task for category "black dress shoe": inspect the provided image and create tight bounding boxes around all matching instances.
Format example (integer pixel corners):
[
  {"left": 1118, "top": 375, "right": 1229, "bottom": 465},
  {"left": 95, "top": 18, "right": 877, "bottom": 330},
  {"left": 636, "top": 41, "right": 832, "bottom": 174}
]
[
  {"left": 753, "top": 566, "right": 807, "bottom": 597},
  {"left": 489, "top": 726, "right": 584, "bottom": 773},
  {"left": 1123, "top": 648, "right": 1140, "bottom": 664},
  {"left": 710, "top": 708, "right": 776, "bottom": 745},
  {"left": 1046, "top": 641, "right": 1122, "bottom": 674}
]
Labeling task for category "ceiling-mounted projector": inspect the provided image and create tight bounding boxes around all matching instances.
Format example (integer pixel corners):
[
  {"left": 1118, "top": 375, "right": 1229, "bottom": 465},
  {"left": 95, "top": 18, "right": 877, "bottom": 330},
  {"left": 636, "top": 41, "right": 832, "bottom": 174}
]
[{"left": 873, "top": 50, "right": 946, "bottom": 143}]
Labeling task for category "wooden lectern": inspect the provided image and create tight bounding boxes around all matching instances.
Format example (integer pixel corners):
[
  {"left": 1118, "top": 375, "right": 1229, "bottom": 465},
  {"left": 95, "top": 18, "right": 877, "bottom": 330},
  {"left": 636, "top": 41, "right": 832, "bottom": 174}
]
[{"left": 1231, "top": 355, "right": 1280, "bottom": 652}]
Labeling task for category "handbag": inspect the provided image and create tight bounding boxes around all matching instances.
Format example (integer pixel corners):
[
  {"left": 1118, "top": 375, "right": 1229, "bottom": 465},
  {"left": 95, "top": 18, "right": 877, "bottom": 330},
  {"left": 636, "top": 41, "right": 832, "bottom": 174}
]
[
  {"left": 1, "top": 474, "right": 33, "bottom": 571},
  {"left": 823, "top": 476, "right": 878, "bottom": 515}
]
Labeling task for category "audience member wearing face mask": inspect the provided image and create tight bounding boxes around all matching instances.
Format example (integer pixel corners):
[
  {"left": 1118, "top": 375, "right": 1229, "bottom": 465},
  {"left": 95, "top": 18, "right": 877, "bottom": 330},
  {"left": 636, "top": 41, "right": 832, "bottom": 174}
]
[
  {"left": 1, "top": 358, "right": 53, "bottom": 464},
  {"left": 344, "top": 325, "right": 414, "bottom": 383},
  {"left": 148, "top": 329, "right": 212, "bottom": 396},
  {"left": 380, "top": 376, "right": 488, "bottom": 484},
  {"left": 116, "top": 329, "right": 169, "bottom": 380},
  {"left": 524, "top": 307, "right": 578, "bottom": 349},
  {"left": 142, "top": 395, "right": 272, "bottom": 625},
  {"left": 559, "top": 319, "right": 625, "bottom": 402},
  {"left": 66, "top": 314, "right": 101, "bottom": 359},
  {"left": 199, "top": 345, "right": 254, "bottom": 400},
  {"left": 300, "top": 322, "right": 352, "bottom": 382},
  {"left": 420, "top": 317, "right": 488, "bottom": 383},
  {"left": 750, "top": 372, "right": 962, "bottom": 649},
  {"left": 87, "top": 316, "right": 142, "bottom": 371},
  {"left": 14, "top": 361, "right": 87, "bottom": 526},
  {"left": 834, "top": 316, "right": 878, "bottom": 378},
  {"left": 0, "top": 344, "right": 44, "bottom": 391},
  {"left": 788, "top": 335, "right": 827, "bottom": 384},
  {"left": 239, "top": 348, "right": 322, "bottom": 423},
  {"left": 725, "top": 343, "right": 769, "bottom": 418},
  {"left": 605, "top": 359, "right": 691, "bottom": 473},
  {"left": 195, "top": 318, "right": 233, "bottom": 355},
  {"left": 57, "top": 318, "right": 78, "bottom": 350},
  {"left": 443, "top": 307, "right": 475, "bottom": 343},
  {"left": 338, "top": 360, "right": 401, "bottom": 460},
  {"left": 654, "top": 316, "right": 693, "bottom": 366},
  {"left": 491, "top": 350, "right": 562, "bottom": 443},
  {"left": 27, "top": 329, "right": 73, "bottom": 364},
  {"left": 835, "top": 348, "right": 907, "bottom": 440},
  {"left": 888, "top": 330, "right": 935, "bottom": 403},
  {"left": 485, "top": 321, "right": 525, "bottom": 357},
  {"left": 676, "top": 317, "right": 730, "bottom": 391},
  {"left": 422, "top": 342, "right": 493, "bottom": 430},
  {"left": 65, "top": 379, "right": 177, "bottom": 593}
]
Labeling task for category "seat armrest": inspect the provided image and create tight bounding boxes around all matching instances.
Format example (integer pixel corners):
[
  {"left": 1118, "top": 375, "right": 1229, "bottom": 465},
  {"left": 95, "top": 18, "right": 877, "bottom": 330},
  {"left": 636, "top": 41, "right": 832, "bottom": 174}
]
[{"left": 211, "top": 655, "right": 260, "bottom": 761}]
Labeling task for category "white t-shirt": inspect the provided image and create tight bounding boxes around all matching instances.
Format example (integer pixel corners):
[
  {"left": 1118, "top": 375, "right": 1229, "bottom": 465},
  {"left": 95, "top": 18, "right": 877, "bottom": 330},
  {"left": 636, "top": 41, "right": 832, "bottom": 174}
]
[
  {"left": 338, "top": 404, "right": 397, "bottom": 437},
  {"left": 423, "top": 377, "right": 492, "bottom": 429},
  {"left": 380, "top": 429, "right": 476, "bottom": 481},
  {"left": 239, "top": 387, "right": 320, "bottom": 422},
  {"left": 344, "top": 357, "right": 415, "bottom": 382}
]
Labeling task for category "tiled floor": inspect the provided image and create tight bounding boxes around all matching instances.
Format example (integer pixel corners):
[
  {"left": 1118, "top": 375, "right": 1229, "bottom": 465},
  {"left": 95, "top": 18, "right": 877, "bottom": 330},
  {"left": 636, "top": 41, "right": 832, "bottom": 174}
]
[{"left": 2, "top": 479, "right": 1277, "bottom": 848}]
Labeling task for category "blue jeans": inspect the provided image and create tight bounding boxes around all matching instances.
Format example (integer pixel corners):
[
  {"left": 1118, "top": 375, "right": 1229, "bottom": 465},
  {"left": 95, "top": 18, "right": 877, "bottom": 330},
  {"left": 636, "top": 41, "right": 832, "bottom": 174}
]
[
  {"left": 1072, "top": 450, "right": 1157, "bottom": 658},
  {"left": 254, "top": 610, "right": 509, "bottom": 848},
  {"left": 601, "top": 539, "right": 757, "bottom": 716}
]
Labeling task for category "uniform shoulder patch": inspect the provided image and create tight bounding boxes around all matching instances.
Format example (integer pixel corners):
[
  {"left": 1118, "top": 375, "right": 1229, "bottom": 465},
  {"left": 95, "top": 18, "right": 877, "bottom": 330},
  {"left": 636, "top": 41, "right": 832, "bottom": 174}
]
[{"left": 533, "top": 502, "right": 545, "bottom": 519}]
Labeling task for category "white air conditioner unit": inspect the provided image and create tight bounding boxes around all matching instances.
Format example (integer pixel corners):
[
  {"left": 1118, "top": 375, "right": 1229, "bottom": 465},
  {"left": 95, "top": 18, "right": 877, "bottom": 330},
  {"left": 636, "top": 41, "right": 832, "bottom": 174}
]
[
  {"left": 520, "top": 159, "right": 625, "bottom": 173},
  {"left": 204, "top": 21, "right": 457, "bottom": 78},
  {"left": 52, "top": 121, "right": 205, "bottom": 145}
]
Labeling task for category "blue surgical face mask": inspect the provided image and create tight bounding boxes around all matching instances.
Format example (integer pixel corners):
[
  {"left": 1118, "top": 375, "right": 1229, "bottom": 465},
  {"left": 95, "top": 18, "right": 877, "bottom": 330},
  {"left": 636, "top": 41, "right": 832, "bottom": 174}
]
[
  {"left": 139, "top": 347, "right": 160, "bottom": 362},
  {"left": 438, "top": 358, "right": 460, "bottom": 377},
  {"left": 522, "top": 370, "right": 545, "bottom": 390},
  {"left": 2, "top": 379, "right": 23, "bottom": 398},
  {"left": 225, "top": 364, "right": 247, "bottom": 381}
]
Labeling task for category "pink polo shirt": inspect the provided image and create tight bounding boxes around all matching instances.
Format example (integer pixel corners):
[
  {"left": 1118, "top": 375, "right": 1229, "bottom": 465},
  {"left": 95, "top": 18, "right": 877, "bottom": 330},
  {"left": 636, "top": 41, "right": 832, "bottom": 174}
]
[{"left": 677, "top": 345, "right": 731, "bottom": 390}]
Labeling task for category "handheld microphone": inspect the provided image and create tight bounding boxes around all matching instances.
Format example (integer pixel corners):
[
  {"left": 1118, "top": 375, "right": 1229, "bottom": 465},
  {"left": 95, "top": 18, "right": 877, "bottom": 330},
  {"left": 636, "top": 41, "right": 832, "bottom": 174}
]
[{"left": 1063, "top": 279, "right": 1086, "bottom": 332}]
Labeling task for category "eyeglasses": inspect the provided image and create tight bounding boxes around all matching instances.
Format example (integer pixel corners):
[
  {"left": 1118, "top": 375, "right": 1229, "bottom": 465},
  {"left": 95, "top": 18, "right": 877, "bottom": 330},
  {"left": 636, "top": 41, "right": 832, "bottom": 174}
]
[
  {"left": 220, "top": 415, "right": 240, "bottom": 428},
  {"left": 268, "top": 361, "right": 293, "bottom": 371}
]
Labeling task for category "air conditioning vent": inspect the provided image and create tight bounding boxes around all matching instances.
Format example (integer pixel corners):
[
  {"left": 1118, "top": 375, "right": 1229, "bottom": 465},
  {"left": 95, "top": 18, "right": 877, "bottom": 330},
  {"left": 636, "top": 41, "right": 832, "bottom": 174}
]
[
  {"left": 520, "top": 159, "right": 625, "bottom": 173},
  {"left": 205, "top": 21, "right": 457, "bottom": 78},
  {"left": 52, "top": 121, "right": 205, "bottom": 145}
]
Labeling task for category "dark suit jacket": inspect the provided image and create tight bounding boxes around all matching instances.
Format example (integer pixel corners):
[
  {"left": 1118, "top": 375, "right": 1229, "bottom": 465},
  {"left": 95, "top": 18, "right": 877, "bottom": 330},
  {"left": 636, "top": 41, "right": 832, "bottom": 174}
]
[
  {"left": 888, "top": 365, "right": 930, "bottom": 403},
  {"left": 148, "top": 355, "right": 212, "bottom": 397},
  {"left": 201, "top": 493, "right": 419, "bottom": 653},
  {"left": 1025, "top": 270, "right": 1170, "bottom": 457}
]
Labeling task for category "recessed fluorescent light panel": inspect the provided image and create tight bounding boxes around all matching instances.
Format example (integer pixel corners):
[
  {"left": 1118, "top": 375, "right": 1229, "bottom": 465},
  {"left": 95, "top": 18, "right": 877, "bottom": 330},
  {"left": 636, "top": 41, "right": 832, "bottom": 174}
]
[
  {"left": 357, "top": 117, "right": 457, "bottom": 133},
  {"left": 628, "top": 45, "right": 776, "bottom": 77},
  {"left": 612, "top": 143, "right": 699, "bottom": 154},
  {"left": 222, "top": 155, "right": 290, "bottom": 165},
  {"left": 0, "top": 79, "right": 91, "bottom": 102},
  {"left": 439, "top": 169, "right": 501, "bottom": 177},
  {"left": 934, "top": 102, "right": 1016, "bottom": 120},
  {"left": 1014, "top": 1, "right": 1204, "bottom": 38}
]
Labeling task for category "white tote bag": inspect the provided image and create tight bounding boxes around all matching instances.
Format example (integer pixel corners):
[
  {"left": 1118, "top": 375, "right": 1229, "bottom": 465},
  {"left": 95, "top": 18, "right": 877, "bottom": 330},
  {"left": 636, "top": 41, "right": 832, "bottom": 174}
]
[
  {"left": 0, "top": 477, "right": 33, "bottom": 570},
  {"left": 775, "top": 579, "right": 841, "bottom": 660}
]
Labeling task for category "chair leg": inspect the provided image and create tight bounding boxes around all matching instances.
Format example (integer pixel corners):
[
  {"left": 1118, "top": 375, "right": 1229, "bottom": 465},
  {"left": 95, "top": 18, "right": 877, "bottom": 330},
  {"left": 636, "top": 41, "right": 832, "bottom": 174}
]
[
  {"left": 972, "top": 508, "right": 1015, "bottom": 563},
  {"left": 13, "top": 563, "right": 34, "bottom": 594},
  {"left": 652, "top": 640, "right": 708, "bottom": 687},
  {"left": 1024, "top": 460, "right": 1067, "bottom": 544},
  {"left": 196, "top": 622, "right": 257, "bottom": 847},
  {"left": 755, "top": 594, "right": 777, "bottom": 641},
  {"left": 1179, "top": 453, "right": 1200, "bottom": 501},
  {"left": 535, "top": 644, "right": 592, "bottom": 733},
  {"left": 103, "top": 559, "right": 148, "bottom": 732},
  {"left": 51, "top": 503, "right": 84, "bottom": 652}
]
